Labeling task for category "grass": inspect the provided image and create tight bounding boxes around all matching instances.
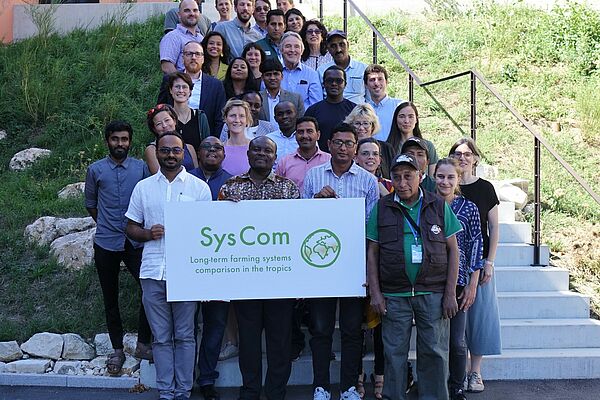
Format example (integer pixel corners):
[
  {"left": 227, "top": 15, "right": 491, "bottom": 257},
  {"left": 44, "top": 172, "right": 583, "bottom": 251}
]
[{"left": 0, "top": 1, "right": 599, "bottom": 341}]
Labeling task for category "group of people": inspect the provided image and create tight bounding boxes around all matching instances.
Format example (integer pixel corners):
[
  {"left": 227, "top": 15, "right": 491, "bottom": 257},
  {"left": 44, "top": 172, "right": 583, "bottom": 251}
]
[{"left": 84, "top": 1, "right": 502, "bottom": 400}]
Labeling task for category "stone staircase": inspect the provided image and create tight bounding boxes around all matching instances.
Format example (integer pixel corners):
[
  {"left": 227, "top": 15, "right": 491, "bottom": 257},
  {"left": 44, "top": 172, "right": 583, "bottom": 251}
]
[{"left": 140, "top": 202, "right": 600, "bottom": 386}]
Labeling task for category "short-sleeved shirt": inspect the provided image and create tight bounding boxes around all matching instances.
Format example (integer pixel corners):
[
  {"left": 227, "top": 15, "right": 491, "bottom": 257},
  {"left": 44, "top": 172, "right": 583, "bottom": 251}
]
[
  {"left": 366, "top": 191, "right": 462, "bottom": 296},
  {"left": 281, "top": 62, "right": 323, "bottom": 111},
  {"left": 213, "top": 17, "right": 263, "bottom": 58},
  {"left": 303, "top": 161, "right": 379, "bottom": 222},
  {"left": 218, "top": 171, "right": 300, "bottom": 201},
  {"left": 275, "top": 148, "right": 331, "bottom": 193},
  {"left": 159, "top": 24, "right": 204, "bottom": 72},
  {"left": 125, "top": 168, "right": 212, "bottom": 280},
  {"left": 85, "top": 156, "right": 149, "bottom": 251},
  {"left": 304, "top": 99, "right": 356, "bottom": 152},
  {"left": 460, "top": 178, "right": 499, "bottom": 258},
  {"left": 317, "top": 58, "right": 368, "bottom": 104}
]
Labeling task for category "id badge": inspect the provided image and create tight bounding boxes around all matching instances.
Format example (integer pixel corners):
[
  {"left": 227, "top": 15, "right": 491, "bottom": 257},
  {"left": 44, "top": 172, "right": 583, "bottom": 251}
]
[{"left": 411, "top": 244, "right": 423, "bottom": 264}]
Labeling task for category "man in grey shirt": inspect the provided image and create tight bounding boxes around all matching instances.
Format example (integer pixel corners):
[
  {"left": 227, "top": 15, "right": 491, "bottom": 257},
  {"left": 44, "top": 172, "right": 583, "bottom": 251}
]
[
  {"left": 214, "top": 0, "right": 262, "bottom": 58},
  {"left": 84, "top": 121, "right": 152, "bottom": 375}
]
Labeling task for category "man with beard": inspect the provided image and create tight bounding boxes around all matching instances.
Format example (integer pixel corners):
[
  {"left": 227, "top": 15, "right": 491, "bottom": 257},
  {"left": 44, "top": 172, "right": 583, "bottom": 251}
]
[
  {"left": 164, "top": 0, "right": 212, "bottom": 36},
  {"left": 317, "top": 30, "right": 367, "bottom": 105},
  {"left": 214, "top": 0, "right": 262, "bottom": 58},
  {"left": 126, "top": 131, "right": 212, "bottom": 400},
  {"left": 218, "top": 136, "right": 300, "bottom": 400},
  {"left": 266, "top": 101, "right": 299, "bottom": 166},
  {"left": 84, "top": 121, "right": 152, "bottom": 376},
  {"left": 160, "top": 0, "right": 206, "bottom": 74}
]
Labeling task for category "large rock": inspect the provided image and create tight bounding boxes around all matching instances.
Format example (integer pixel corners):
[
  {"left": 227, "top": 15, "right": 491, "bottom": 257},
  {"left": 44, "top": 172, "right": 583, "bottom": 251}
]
[
  {"left": 24, "top": 216, "right": 95, "bottom": 246},
  {"left": 50, "top": 228, "right": 95, "bottom": 270},
  {"left": 58, "top": 182, "right": 86, "bottom": 199},
  {"left": 121, "top": 355, "right": 140, "bottom": 375},
  {"left": 61, "top": 333, "right": 95, "bottom": 360},
  {"left": 53, "top": 360, "right": 81, "bottom": 375},
  {"left": 494, "top": 182, "right": 528, "bottom": 210},
  {"left": 20, "top": 332, "right": 63, "bottom": 360},
  {"left": 476, "top": 163, "right": 498, "bottom": 180},
  {"left": 9, "top": 147, "right": 51, "bottom": 171},
  {"left": 0, "top": 341, "right": 23, "bottom": 362},
  {"left": 123, "top": 333, "right": 138, "bottom": 356},
  {"left": 94, "top": 333, "right": 112, "bottom": 356},
  {"left": 87, "top": 355, "right": 108, "bottom": 369},
  {"left": 4, "top": 359, "right": 52, "bottom": 374}
]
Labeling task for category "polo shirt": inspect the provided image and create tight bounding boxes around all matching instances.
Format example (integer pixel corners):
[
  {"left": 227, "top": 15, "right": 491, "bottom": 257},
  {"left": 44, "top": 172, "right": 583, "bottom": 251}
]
[
  {"left": 275, "top": 148, "right": 331, "bottom": 193},
  {"left": 317, "top": 58, "right": 368, "bottom": 104},
  {"left": 159, "top": 24, "right": 204, "bottom": 72},
  {"left": 125, "top": 168, "right": 212, "bottom": 280}
]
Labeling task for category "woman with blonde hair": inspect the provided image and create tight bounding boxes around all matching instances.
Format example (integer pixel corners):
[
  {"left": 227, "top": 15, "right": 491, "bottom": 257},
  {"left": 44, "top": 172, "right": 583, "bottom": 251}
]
[{"left": 221, "top": 99, "right": 254, "bottom": 175}]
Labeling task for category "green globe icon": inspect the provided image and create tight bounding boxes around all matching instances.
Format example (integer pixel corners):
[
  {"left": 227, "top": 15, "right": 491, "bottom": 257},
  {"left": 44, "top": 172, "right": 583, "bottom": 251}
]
[{"left": 301, "top": 229, "right": 341, "bottom": 268}]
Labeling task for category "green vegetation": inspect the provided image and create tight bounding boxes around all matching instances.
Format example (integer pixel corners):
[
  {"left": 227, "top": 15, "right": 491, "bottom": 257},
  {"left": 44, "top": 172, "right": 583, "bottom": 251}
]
[{"left": 0, "top": 1, "right": 599, "bottom": 341}]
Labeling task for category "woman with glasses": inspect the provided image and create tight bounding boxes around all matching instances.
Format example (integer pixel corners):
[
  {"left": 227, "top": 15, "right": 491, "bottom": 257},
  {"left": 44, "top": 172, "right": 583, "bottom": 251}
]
[
  {"left": 449, "top": 138, "right": 501, "bottom": 395},
  {"left": 201, "top": 31, "right": 230, "bottom": 80},
  {"left": 221, "top": 99, "right": 253, "bottom": 175},
  {"left": 300, "top": 19, "right": 333, "bottom": 70},
  {"left": 344, "top": 103, "right": 395, "bottom": 178},
  {"left": 434, "top": 157, "right": 484, "bottom": 400},
  {"left": 223, "top": 57, "right": 260, "bottom": 100},
  {"left": 387, "top": 101, "right": 438, "bottom": 176},
  {"left": 145, "top": 104, "right": 198, "bottom": 174},
  {"left": 166, "top": 72, "right": 211, "bottom": 151}
]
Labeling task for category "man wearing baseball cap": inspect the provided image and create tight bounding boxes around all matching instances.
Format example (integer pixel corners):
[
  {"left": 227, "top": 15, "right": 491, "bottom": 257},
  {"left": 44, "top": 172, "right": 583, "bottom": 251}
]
[
  {"left": 366, "top": 153, "right": 462, "bottom": 400},
  {"left": 316, "top": 30, "right": 367, "bottom": 104},
  {"left": 401, "top": 137, "right": 436, "bottom": 192}
]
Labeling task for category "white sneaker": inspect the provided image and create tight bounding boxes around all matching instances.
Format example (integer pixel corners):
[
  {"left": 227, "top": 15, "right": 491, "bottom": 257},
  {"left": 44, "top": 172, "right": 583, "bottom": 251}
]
[
  {"left": 313, "top": 386, "right": 331, "bottom": 400},
  {"left": 218, "top": 342, "right": 238, "bottom": 361},
  {"left": 467, "top": 371, "right": 485, "bottom": 392},
  {"left": 340, "top": 386, "right": 362, "bottom": 400}
]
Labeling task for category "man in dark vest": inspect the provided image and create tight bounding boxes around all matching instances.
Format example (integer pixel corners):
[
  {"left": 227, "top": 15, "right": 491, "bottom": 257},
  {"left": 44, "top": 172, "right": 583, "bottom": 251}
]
[{"left": 366, "top": 153, "right": 461, "bottom": 400}]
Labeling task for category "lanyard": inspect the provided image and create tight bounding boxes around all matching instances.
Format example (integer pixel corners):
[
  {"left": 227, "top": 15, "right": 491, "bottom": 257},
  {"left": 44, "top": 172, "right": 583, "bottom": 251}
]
[{"left": 398, "top": 200, "right": 422, "bottom": 243}]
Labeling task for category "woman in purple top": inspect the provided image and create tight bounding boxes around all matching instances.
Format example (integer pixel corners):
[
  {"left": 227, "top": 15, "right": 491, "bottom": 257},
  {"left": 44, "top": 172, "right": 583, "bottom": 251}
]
[{"left": 221, "top": 99, "right": 252, "bottom": 176}]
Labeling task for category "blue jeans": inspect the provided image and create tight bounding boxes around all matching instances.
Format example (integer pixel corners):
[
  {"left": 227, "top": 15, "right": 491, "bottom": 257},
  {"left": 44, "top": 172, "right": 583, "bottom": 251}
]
[
  {"left": 195, "top": 301, "right": 229, "bottom": 386},
  {"left": 382, "top": 293, "right": 449, "bottom": 400},
  {"left": 141, "top": 279, "right": 197, "bottom": 400}
]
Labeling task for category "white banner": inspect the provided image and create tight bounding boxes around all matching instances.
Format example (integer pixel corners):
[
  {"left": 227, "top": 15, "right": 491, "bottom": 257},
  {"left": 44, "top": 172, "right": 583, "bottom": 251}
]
[{"left": 164, "top": 198, "right": 366, "bottom": 301}]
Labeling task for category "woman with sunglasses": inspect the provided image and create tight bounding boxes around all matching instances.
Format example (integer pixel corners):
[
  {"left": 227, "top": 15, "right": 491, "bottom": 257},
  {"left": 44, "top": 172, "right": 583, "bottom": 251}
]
[
  {"left": 300, "top": 19, "right": 332, "bottom": 70},
  {"left": 145, "top": 104, "right": 198, "bottom": 174}
]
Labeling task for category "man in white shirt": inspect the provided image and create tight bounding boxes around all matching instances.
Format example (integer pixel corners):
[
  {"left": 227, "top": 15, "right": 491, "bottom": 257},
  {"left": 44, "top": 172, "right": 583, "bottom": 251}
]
[{"left": 126, "top": 131, "right": 212, "bottom": 400}]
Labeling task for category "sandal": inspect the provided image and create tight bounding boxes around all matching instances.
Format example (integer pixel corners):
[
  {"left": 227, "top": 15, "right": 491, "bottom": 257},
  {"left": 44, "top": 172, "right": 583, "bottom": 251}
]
[
  {"left": 356, "top": 372, "right": 366, "bottom": 398},
  {"left": 106, "top": 351, "right": 126, "bottom": 375},
  {"left": 371, "top": 373, "right": 384, "bottom": 400},
  {"left": 134, "top": 342, "right": 153, "bottom": 362}
]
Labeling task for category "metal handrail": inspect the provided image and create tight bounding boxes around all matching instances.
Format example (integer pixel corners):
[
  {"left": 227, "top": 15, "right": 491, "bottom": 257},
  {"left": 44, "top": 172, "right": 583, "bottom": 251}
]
[{"left": 319, "top": 0, "right": 600, "bottom": 266}]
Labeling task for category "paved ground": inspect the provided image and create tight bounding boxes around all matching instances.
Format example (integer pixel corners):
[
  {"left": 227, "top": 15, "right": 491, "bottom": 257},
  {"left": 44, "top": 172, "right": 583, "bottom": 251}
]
[{"left": 3, "top": 380, "right": 600, "bottom": 400}]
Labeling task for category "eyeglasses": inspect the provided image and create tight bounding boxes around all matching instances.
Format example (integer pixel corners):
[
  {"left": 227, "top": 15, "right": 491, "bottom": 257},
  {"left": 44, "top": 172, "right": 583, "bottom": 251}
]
[
  {"left": 331, "top": 139, "right": 356, "bottom": 148},
  {"left": 352, "top": 121, "right": 372, "bottom": 128},
  {"left": 324, "top": 77, "right": 345, "bottom": 85},
  {"left": 306, "top": 29, "right": 321, "bottom": 35},
  {"left": 158, "top": 146, "right": 184, "bottom": 155},
  {"left": 183, "top": 51, "right": 204, "bottom": 58},
  {"left": 255, "top": 6, "right": 270, "bottom": 11},
  {"left": 147, "top": 103, "right": 169, "bottom": 117},
  {"left": 199, "top": 144, "right": 224, "bottom": 151},
  {"left": 452, "top": 151, "right": 474, "bottom": 159}
]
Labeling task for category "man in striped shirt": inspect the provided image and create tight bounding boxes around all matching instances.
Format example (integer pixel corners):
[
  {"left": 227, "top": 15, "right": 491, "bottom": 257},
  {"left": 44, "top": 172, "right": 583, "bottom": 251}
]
[{"left": 303, "top": 123, "right": 378, "bottom": 400}]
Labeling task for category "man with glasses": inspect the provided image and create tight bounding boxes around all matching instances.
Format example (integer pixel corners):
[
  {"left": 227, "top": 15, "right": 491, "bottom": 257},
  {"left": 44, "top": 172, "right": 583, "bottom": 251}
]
[
  {"left": 189, "top": 137, "right": 232, "bottom": 400},
  {"left": 252, "top": 0, "right": 271, "bottom": 37},
  {"left": 126, "top": 132, "right": 212, "bottom": 400},
  {"left": 214, "top": 0, "right": 263, "bottom": 58},
  {"left": 305, "top": 65, "right": 356, "bottom": 152},
  {"left": 160, "top": 0, "right": 206, "bottom": 74},
  {"left": 303, "top": 123, "right": 379, "bottom": 400}
]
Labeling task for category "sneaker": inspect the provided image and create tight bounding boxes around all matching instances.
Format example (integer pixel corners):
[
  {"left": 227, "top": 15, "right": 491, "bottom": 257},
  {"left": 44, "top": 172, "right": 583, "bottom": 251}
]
[
  {"left": 340, "top": 386, "right": 362, "bottom": 400},
  {"left": 313, "top": 387, "right": 331, "bottom": 400},
  {"left": 451, "top": 388, "right": 467, "bottom": 400},
  {"left": 467, "top": 371, "right": 484, "bottom": 393},
  {"left": 218, "top": 342, "right": 238, "bottom": 361},
  {"left": 199, "top": 384, "right": 220, "bottom": 400}
]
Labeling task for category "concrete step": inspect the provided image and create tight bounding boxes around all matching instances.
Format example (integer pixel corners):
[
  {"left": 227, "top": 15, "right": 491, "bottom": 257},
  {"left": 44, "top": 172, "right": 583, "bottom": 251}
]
[
  {"left": 495, "top": 243, "right": 549, "bottom": 266},
  {"left": 500, "top": 319, "right": 600, "bottom": 349},
  {"left": 497, "top": 291, "right": 589, "bottom": 319},
  {"left": 498, "top": 201, "right": 516, "bottom": 222},
  {"left": 499, "top": 221, "right": 532, "bottom": 243},
  {"left": 495, "top": 266, "right": 569, "bottom": 292}
]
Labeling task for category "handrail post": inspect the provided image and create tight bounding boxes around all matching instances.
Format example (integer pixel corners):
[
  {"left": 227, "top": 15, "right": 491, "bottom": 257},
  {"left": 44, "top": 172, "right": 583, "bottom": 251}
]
[
  {"left": 470, "top": 71, "right": 477, "bottom": 141},
  {"left": 408, "top": 74, "right": 414, "bottom": 102},
  {"left": 343, "top": 0, "right": 348, "bottom": 33},
  {"left": 319, "top": 0, "right": 323, "bottom": 22},
  {"left": 372, "top": 31, "right": 377, "bottom": 64},
  {"left": 533, "top": 137, "right": 542, "bottom": 266}
]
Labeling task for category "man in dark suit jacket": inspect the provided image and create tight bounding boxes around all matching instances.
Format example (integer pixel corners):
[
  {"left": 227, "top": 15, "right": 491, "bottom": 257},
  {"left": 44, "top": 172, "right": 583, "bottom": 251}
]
[
  {"left": 157, "top": 41, "right": 227, "bottom": 136},
  {"left": 258, "top": 58, "right": 305, "bottom": 123}
]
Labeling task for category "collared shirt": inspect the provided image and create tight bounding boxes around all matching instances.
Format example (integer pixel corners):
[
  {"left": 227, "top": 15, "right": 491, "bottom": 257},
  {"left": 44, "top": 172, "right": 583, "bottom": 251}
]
[
  {"left": 252, "top": 23, "right": 268, "bottom": 38},
  {"left": 275, "top": 148, "right": 331, "bottom": 193},
  {"left": 159, "top": 24, "right": 204, "bottom": 72},
  {"left": 266, "top": 90, "right": 280, "bottom": 125},
  {"left": 266, "top": 129, "right": 299, "bottom": 168},
  {"left": 85, "top": 156, "right": 149, "bottom": 251},
  {"left": 281, "top": 62, "right": 323, "bottom": 110},
  {"left": 188, "top": 72, "right": 203, "bottom": 110},
  {"left": 317, "top": 58, "right": 368, "bottom": 104},
  {"left": 255, "top": 36, "right": 282, "bottom": 61},
  {"left": 189, "top": 167, "right": 233, "bottom": 200},
  {"left": 218, "top": 171, "right": 300, "bottom": 201},
  {"left": 214, "top": 17, "right": 263, "bottom": 58},
  {"left": 125, "top": 168, "right": 212, "bottom": 280},
  {"left": 369, "top": 95, "right": 402, "bottom": 141},
  {"left": 303, "top": 161, "right": 379, "bottom": 221}
]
